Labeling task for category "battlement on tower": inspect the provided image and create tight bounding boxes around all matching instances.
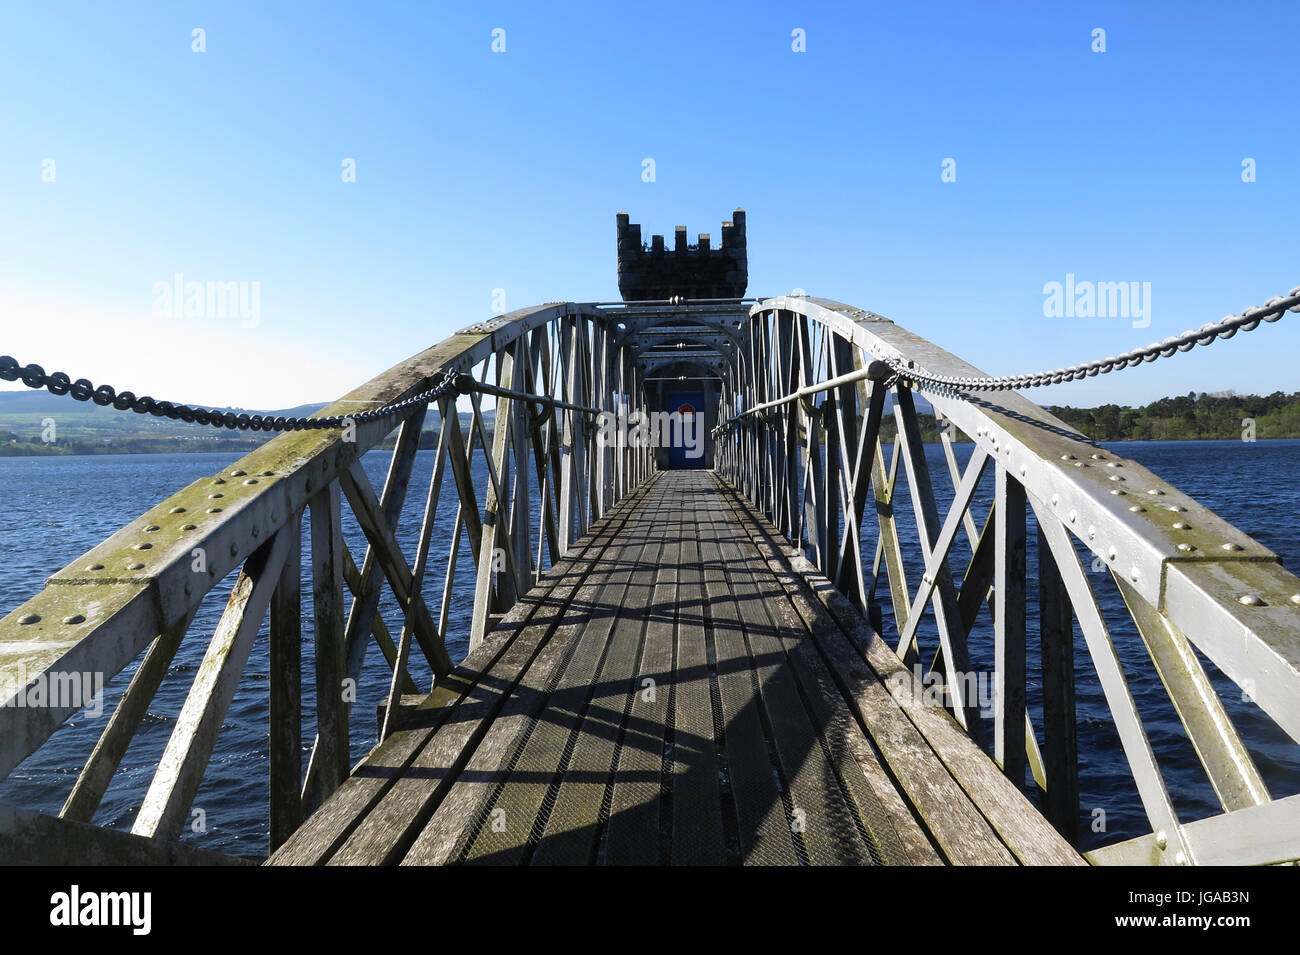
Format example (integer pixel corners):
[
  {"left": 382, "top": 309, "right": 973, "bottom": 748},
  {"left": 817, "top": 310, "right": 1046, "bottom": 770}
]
[{"left": 616, "top": 209, "right": 748, "bottom": 301}]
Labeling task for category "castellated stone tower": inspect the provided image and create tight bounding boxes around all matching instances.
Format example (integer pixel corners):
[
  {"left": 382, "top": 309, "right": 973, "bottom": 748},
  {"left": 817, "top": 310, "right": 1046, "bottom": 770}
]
[{"left": 616, "top": 209, "right": 748, "bottom": 301}]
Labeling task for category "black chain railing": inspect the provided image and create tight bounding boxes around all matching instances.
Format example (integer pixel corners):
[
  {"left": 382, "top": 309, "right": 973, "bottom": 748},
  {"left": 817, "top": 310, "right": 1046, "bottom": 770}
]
[
  {"left": 0, "top": 355, "right": 456, "bottom": 433},
  {"left": 883, "top": 286, "right": 1300, "bottom": 393}
]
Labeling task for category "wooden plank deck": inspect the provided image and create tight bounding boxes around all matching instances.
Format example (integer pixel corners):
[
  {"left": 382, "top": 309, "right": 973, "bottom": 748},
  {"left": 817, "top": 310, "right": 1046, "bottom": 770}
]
[{"left": 268, "top": 471, "right": 1084, "bottom": 866}]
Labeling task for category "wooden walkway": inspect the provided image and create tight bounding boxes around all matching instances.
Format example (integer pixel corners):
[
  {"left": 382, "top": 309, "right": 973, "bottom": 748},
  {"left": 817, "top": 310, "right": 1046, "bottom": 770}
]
[{"left": 269, "top": 471, "right": 1084, "bottom": 866}]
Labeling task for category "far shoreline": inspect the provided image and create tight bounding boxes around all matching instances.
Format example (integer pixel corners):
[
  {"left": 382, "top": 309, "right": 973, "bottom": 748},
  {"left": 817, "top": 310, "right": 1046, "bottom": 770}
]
[{"left": 3, "top": 434, "right": 1298, "bottom": 460}]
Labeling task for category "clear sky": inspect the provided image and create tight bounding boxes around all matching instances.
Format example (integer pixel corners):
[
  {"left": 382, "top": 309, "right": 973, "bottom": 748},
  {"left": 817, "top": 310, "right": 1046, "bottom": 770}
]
[{"left": 1, "top": 0, "right": 1297, "bottom": 410}]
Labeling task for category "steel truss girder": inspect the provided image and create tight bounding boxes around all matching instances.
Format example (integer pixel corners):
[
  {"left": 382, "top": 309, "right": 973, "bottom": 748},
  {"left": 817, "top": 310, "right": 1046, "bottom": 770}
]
[
  {"left": 0, "top": 301, "right": 654, "bottom": 843},
  {"left": 751, "top": 295, "right": 1300, "bottom": 746},
  {"left": 608, "top": 309, "right": 750, "bottom": 349},
  {"left": 639, "top": 355, "right": 728, "bottom": 377}
]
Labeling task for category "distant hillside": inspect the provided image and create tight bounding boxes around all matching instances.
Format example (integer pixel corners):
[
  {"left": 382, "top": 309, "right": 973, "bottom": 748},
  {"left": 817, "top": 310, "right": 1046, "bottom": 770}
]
[
  {"left": 0, "top": 389, "right": 325, "bottom": 417},
  {"left": 0, "top": 390, "right": 491, "bottom": 456}
]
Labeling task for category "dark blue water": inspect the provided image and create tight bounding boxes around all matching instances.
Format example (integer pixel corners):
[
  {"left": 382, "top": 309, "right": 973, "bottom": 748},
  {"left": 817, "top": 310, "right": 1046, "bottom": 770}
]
[{"left": 0, "top": 441, "right": 1297, "bottom": 859}]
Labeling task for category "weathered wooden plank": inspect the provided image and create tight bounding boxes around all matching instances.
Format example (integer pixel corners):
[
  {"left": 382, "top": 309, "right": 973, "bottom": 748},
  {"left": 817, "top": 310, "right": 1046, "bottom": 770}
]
[
  {"left": 697, "top": 483, "right": 796, "bottom": 866},
  {"left": 400, "top": 489, "right": 652, "bottom": 866},
  {"left": 358, "top": 478, "right": 660, "bottom": 867},
  {"left": 335, "top": 484, "right": 653, "bottom": 865},
  {"left": 268, "top": 479, "right": 656, "bottom": 865},
  {"left": 713, "top": 495, "right": 873, "bottom": 865},
  {"left": 764, "top": 490, "right": 1084, "bottom": 864},
  {"left": 723, "top": 488, "right": 1025, "bottom": 865},
  {"left": 736, "top": 477, "right": 1084, "bottom": 864},
  {"left": 713, "top": 478, "right": 928, "bottom": 865},
  {"left": 457, "top": 499, "right": 648, "bottom": 865},
  {"left": 602, "top": 528, "right": 678, "bottom": 864},
  {"left": 529, "top": 511, "right": 662, "bottom": 864}
]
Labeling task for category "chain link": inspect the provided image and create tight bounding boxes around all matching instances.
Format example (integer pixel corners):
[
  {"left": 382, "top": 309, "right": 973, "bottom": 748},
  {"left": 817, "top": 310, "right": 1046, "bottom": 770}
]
[
  {"left": 0, "top": 356, "right": 457, "bottom": 433},
  {"left": 883, "top": 285, "right": 1300, "bottom": 393},
  {"left": 9, "top": 284, "right": 1298, "bottom": 429}
]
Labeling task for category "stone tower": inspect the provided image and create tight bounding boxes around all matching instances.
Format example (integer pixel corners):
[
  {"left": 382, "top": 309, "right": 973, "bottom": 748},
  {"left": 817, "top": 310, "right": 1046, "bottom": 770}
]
[{"left": 616, "top": 209, "right": 747, "bottom": 301}]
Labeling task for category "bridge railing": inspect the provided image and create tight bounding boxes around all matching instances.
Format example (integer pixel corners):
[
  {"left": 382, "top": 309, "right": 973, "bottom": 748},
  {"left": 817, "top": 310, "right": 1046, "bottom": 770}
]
[
  {"left": 714, "top": 295, "right": 1300, "bottom": 866},
  {"left": 0, "top": 304, "right": 651, "bottom": 855}
]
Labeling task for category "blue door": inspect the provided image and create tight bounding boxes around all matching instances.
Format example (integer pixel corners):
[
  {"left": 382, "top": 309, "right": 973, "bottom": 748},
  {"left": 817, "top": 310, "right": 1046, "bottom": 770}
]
[{"left": 666, "top": 390, "right": 704, "bottom": 469}]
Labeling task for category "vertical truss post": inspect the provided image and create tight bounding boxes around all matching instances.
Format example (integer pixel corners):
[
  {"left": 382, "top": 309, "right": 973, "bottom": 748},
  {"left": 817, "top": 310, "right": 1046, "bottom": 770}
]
[
  {"left": 268, "top": 516, "right": 303, "bottom": 851},
  {"left": 309, "top": 481, "right": 349, "bottom": 802},
  {"left": 1038, "top": 522, "right": 1080, "bottom": 844},
  {"left": 994, "top": 465, "right": 1027, "bottom": 784}
]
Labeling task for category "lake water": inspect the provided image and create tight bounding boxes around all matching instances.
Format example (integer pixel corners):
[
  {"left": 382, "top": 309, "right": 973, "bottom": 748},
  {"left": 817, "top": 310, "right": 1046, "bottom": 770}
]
[{"left": 0, "top": 440, "right": 1297, "bottom": 860}]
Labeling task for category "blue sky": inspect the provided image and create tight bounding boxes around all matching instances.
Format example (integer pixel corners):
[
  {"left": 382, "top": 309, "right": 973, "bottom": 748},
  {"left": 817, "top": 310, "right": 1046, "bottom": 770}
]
[{"left": 1, "top": 0, "right": 1297, "bottom": 409}]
